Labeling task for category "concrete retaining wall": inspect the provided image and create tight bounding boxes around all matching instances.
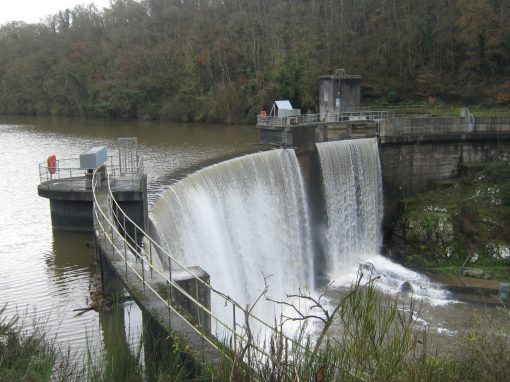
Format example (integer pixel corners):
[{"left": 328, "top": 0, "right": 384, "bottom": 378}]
[
  {"left": 378, "top": 116, "right": 510, "bottom": 236},
  {"left": 379, "top": 116, "right": 510, "bottom": 137}
]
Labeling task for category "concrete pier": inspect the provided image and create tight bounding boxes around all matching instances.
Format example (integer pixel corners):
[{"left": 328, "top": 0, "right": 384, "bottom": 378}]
[{"left": 38, "top": 165, "right": 147, "bottom": 232}]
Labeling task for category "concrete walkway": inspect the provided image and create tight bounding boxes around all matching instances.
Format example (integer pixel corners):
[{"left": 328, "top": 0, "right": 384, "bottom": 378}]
[{"left": 423, "top": 269, "right": 508, "bottom": 306}]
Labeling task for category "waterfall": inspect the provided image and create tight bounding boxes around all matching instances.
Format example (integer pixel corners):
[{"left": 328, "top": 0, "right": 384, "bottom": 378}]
[
  {"left": 150, "top": 149, "right": 313, "bottom": 322},
  {"left": 316, "top": 138, "right": 383, "bottom": 278}
]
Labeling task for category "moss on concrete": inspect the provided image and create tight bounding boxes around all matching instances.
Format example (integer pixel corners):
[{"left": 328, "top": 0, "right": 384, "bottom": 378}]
[{"left": 392, "top": 161, "right": 510, "bottom": 281}]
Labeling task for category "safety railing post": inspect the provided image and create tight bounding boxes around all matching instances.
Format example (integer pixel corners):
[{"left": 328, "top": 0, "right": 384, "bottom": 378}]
[
  {"left": 108, "top": 195, "right": 115, "bottom": 257},
  {"left": 141, "top": 253, "right": 145, "bottom": 296},
  {"left": 194, "top": 278, "right": 200, "bottom": 328},
  {"left": 201, "top": 315, "right": 205, "bottom": 363},
  {"left": 233, "top": 304, "right": 236, "bottom": 353},
  {"left": 134, "top": 227, "right": 138, "bottom": 256},
  {"left": 123, "top": 214, "right": 127, "bottom": 263},
  {"left": 196, "top": 278, "right": 205, "bottom": 362},
  {"left": 149, "top": 240, "right": 153, "bottom": 279},
  {"left": 167, "top": 257, "right": 173, "bottom": 303},
  {"left": 167, "top": 279, "right": 172, "bottom": 328}
]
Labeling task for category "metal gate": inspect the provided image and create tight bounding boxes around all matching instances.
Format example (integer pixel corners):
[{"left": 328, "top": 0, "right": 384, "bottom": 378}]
[{"left": 118, "top": 137, "right": 138, "bottom": 175}]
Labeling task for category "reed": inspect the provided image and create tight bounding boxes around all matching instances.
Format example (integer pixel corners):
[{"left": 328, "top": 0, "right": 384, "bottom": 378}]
[
  {"left": 1, "top": 277, "right": 509, "bottom": 381},
  {"left": 0, "top": 305, "right": 57, "bottom": 381}
]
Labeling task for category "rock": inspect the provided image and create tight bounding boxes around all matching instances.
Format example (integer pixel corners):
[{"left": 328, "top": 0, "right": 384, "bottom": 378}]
[
  {"left": 404, "top": 212, "right": 454, "bottom": 245},
  {"left": 486, "top": 243, "right": 510, "bottom": 264},
  {"left": 399, "top": 281, "right": 413, "bottom": 294},
  {"left": 434, "top": 214, "right": 454, "bottom": 244},
  {"left": 471, "top": 185, "right": 502, "bottom": 206},
  {"left": 405, "top": 217, "right": 428, "bottom": 242},
  {"left": 444, "top": 246, "right": 454, "bottom": 258},
  {"left": 461, "top": 268, "right": 492, "bottom": 279}
]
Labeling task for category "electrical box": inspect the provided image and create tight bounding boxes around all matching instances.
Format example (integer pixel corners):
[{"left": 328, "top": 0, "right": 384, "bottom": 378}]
[{"left": 80, "top": 146, "right": 107, "bottom": 170}]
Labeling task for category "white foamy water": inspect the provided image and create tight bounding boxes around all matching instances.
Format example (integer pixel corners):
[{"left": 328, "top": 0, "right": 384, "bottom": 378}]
[
  {"left": 150, "top": 137, "right": 464, "bottom": 344},
  {"left": 316, "top": 139, "right": 453, "bottom": 306},
  {"left": 150, "top": 149, "right": 314, "bottom": 325},
  {"left": 316, "top": 139, "right": 384, "bottom": 277},
  {"left": 332, "top": 254, "right": 454, "bottom": 306}
]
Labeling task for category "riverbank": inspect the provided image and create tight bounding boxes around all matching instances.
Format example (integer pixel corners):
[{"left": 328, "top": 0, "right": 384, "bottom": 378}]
[
  {"left": 389, "top": 160, "right": 510, "bottom": 302},
  {"left": 2, "top": 280, "right": 509, "bottom": 382}
]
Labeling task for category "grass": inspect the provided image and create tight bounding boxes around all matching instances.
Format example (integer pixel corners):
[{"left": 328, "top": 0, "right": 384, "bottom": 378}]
[
  {"left": 0, "top": 306, "right": 57, "bottom": 381},
  {"left": 0, "top": 303, "right": 194, "bottom": 382},
  {"left": 218, "top": 272, "right": 510, "bottom": 381},
  {"left": 1, "top": 274, "right": 509, "bottom": 381}
]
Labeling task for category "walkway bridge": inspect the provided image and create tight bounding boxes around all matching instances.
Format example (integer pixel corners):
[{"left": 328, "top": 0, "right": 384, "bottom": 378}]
[
  {"left": 38, "top": 140, "right": 333, "bottom": 377},
  {"left": 90, "top": 157, "right": 321, "bottom": 378},
  {"left": 256, "top": 109, "right": 425, "bottom": 150}
]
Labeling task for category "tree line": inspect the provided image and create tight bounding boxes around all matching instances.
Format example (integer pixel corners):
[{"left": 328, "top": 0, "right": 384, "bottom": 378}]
[{"left": 0, "top": 0, "right": 509, "bottom": 123}]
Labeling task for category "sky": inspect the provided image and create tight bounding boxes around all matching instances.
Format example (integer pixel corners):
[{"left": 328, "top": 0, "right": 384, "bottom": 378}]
[{"left": 0, "top": 0, "right": 111, "bottom": 25}]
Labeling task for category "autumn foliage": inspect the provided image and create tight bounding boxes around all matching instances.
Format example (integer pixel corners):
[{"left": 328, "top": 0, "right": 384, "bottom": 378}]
[{"left": 0, "top": 0, "right": 509, "bottom": 123}]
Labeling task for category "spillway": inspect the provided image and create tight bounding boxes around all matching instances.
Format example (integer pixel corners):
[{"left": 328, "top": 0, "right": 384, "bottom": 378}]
[
  {"left": 150, "top": 149, "right": 313, "bottom": 322},
  {"left": 151, "top": 137, "right": 449, "bottom": 329},
  {"left": 316, "top": 138, "right": 383, "bottom": 279}
]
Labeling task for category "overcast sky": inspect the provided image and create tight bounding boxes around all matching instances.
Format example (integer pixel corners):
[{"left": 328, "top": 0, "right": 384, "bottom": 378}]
[{"left": 0, "top": 0, "right": 111, "bottom": 25}]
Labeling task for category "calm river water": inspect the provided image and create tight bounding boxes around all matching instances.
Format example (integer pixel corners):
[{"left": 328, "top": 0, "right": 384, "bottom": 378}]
[{"left": 0, "top": 115, "right": 257, "bottom": 355}]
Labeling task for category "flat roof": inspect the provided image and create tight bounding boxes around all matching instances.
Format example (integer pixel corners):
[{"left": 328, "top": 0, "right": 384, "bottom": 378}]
[{"left": 318, "top": 74, "right": 362, "bottom": 80}]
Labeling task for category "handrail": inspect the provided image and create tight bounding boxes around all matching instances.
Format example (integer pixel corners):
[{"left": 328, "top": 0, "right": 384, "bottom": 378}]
[
  {"left": 257, "top": 108, "right": 510, "bottom": 128},
  {"left": 90, "top": 161, "right": 312, "bottom": 377},
  {"left": 38, "top": 155, "right": 143, "bottom": 191},
  {"left": 256, "top": 110, "right": 421, "bottom": 127},
  {"left": 38, "top": 156, "right": 116, "bottom": 187}
]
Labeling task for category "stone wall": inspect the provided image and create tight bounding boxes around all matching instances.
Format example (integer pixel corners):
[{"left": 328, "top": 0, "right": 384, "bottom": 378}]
[{"left": 378, "top": 117, "right": 510, "bottom": 237}]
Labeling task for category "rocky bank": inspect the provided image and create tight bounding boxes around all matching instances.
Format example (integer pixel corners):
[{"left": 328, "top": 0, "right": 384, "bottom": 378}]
[{"left": 389, "top": 161, "right": 510, "bottom": 281}]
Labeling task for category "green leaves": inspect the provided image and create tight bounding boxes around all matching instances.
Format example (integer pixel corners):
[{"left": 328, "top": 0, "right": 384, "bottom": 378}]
[{"left": 1, "top": 0, "right": 510, "bottom": 121}]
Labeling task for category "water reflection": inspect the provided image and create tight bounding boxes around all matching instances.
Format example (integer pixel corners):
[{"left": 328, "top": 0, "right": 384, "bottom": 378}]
[{"left": 47, "top": 230, "right": 96, "bottom": 274}]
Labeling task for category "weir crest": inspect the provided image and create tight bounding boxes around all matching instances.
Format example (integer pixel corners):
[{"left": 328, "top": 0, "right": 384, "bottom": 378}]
[
  {"left": 150, "top": 139, "right": 386, "bottom": 323},
  {"left": 150, "top": 149, "right": 314, "bottom": 322}
]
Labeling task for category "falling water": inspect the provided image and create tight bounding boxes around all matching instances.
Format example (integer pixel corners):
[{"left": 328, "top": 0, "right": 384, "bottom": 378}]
[
  {"left": 316, "top": 138, "right": 383, "bottom": 278},
  {"left": 150, "top": 149, "right": 313, "bottom": 323},
  {"left": 316, "top": 138, "right": 451, "bottom": 306}
]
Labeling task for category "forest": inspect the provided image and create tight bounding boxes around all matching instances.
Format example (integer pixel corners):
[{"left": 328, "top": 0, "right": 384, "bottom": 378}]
[{"left": 0, "top": 0, "right": 509, "bottom": 123}]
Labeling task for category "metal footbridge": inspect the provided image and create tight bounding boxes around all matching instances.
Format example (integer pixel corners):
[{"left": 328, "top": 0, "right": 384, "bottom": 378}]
[{"left": 90, "top": 151, "right": 318, "bottom": 378}]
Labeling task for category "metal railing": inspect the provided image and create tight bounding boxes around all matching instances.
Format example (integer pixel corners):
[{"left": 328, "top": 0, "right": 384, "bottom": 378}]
[
  {"left": 378, "top": 116, "right": 510, "bottom": 137},
  {"left": 91, "top": 164, "right": 321, "bottom": 378},
  {"left": 39, "top": 156, "right": 144, "bottom": 191},
  {"left": 257, "top": 109, "right": 510, "bottom": 134},
  {"left": 39, "top": 157, "right": 96, "bottom": 190},
  {"left": 256, "top": 110, "right": 415, "bottom": 127}
]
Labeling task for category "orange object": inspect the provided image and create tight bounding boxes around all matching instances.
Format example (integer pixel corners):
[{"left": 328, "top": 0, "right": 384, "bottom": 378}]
[
  {"left": 47, "top": 154, "right": 57, "bottom": 175},
  {"left": 259, "top": 110, "right": 267, "bottom": 116}
]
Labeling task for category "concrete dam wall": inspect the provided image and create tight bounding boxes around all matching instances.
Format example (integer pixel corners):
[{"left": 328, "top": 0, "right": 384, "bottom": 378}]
[{"left": 378, "top": 116, "right": 510, "bottom": 233}]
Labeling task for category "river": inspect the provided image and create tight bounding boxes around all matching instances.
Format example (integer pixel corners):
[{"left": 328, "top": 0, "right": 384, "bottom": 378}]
[{"left": 0, "top": 115, "right": 257, "bottom": 356}]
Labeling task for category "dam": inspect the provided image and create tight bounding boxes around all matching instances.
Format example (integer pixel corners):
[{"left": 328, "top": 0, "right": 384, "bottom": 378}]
[{"left": 36, "top": 114, "right": 510, "bottom": 373}]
